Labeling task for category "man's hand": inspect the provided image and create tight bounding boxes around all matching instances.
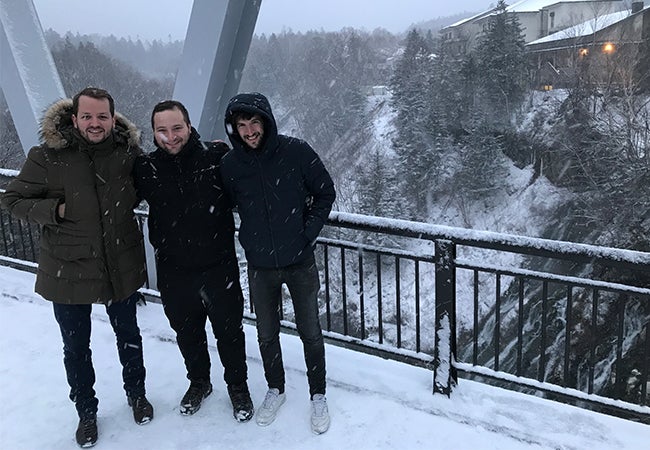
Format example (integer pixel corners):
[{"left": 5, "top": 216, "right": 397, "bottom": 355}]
[{"left": 57, "top": 203, "right": 65, "bottom": 219}]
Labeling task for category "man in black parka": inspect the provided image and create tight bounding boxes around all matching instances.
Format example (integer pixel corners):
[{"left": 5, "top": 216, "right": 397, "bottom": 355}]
[
  {"left": 221, "top": 92, "right": 335, "bottom": 434},
  {"left": 133, "top": 100, "right": 253, "bottom": 422}
]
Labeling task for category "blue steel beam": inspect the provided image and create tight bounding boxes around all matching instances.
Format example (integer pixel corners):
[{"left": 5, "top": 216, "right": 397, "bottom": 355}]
[
  {"left": 0, "top": 0, "right": 65, "bottom": 154},
  {"left": 173, "top": 0, "right": 262, "bottom": 141}
]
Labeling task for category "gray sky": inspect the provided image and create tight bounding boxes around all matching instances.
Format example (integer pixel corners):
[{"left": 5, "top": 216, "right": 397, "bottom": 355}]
[{"left": 31, "top": 0, "right": 492, "bottom": 41}]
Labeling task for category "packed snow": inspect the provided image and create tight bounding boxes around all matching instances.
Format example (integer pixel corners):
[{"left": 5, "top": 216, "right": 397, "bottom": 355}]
[{"left": 1, "top": 265, "right": 648, "bottom": 450}]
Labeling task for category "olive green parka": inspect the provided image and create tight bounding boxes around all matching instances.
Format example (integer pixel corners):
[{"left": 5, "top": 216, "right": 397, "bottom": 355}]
[{"left": 1, "top": 99, "right": 146, "bottom": 304}]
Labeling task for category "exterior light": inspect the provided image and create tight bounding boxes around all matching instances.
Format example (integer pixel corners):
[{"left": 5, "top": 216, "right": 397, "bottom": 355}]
[
  {"left": 602, "top": 43, "right": 615, "bottom": 54},
  {"left": 579, "top": 48, "right": 589, "bottom": 57}
]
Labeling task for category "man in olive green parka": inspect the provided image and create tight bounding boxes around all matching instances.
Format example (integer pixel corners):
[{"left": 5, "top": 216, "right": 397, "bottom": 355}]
[{"left": 1, "top": 87, "right": 153, "bottom": 448}]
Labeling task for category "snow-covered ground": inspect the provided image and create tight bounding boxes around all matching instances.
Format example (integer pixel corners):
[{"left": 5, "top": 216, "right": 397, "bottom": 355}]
[{"left": 1, "top": 265, "right": 648, "bottom": 450}]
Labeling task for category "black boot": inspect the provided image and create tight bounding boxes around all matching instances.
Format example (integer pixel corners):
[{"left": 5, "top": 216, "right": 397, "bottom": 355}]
[
  {"left": 75, "top": 417, "right": 97, "bottom": 448},
  {"left": 228, "top": 382, "right": 254, "bottom": 422},
  {"left": 180, "top": 380, "right": 213, "bottom": 415},
  {"left": 127, "top": 395, "right": 154, "bottom": 425}
]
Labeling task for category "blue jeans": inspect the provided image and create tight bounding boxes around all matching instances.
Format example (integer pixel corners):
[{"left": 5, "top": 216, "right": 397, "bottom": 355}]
[
  {"left": 248, "top": 256, "right": 326, "bottom": 397},
  {"left": 52, "top": 292, "right": 146, "bottom": 419}
]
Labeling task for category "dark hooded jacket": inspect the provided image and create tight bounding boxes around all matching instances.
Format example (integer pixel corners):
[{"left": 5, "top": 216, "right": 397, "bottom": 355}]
[
  {"left": 221, "top": 92, "right": 335, "bottom": 268},
  {"left": 1, "top": 99, "right": 146, "bottom": 304},
  {"left": 133, "top": 128, "right": 236, "bottom": 268}
]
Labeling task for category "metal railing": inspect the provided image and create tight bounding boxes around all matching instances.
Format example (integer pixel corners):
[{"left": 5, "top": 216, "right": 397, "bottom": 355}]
[{"left": 1, "top": 197, "right": 649, "bottom": 423}]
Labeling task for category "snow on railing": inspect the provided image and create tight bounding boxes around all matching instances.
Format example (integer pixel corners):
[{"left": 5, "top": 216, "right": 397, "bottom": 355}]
[{"left": 1, "top": 183, "right": 649, "bottom": 422}]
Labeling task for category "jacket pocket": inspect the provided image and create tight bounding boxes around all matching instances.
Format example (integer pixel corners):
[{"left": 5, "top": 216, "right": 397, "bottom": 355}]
[
  {"left": 116, "top": 228, "right": 145, "bottom": 272},
  {"left": 51, "top": 244, "right": 94, "bottom": 261}
]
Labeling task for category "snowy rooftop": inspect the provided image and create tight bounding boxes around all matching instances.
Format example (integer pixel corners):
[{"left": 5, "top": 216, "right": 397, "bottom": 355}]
[
  {"left": 528, "top": 9, "right": 634, "bottom": 44},
  {"left": 446, "top": 0, "right": 598, "bottom": 27},
  {"left": 447, "top": 10, "right": 488, "bottom": 28},
  {"left": 1, "top": 265, "right": 648, "bottom": 449},
  {"left": 506, "top": 0, "right": 592, "bottom": 13}
]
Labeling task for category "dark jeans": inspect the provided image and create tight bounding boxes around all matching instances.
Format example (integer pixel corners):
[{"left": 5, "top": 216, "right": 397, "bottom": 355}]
[
  {"left": 157, "top": 257, "right": 248, "bottom": 386},
  {"left": 248, "top": 255, "right": 326, "bottom": 397},
  {"left": 52, "top": 292, "right": 146, "bottom": 420}
]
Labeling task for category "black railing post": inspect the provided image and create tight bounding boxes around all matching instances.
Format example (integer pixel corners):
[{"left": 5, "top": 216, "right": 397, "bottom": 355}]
[
  {"left": 433, "top": 239, "right": 457, "bottom": 396},
  {"left": 0, "top": 210, "right": 10, "bottom": 256},
  {"left": 323, "top": 245, "right": 331, "bottom": 331},
  {"left": 642, "top": 302, "right": 650, "bottom": 406},
  {"left": 615, "top": 293, "right": 627, "bottom": 399}
]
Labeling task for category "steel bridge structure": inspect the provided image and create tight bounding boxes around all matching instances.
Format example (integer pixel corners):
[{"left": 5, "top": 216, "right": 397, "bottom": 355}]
[{"left": 1, "top": 0, "right": 649, "bottom": 425}]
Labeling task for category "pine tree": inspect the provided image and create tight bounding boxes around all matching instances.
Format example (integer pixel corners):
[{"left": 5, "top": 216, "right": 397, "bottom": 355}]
[
  {"left": 430, "top": 38, "right": 470, "bottom": 138},
  {"left": 389, "top": 29, "right": 437, "bottom": 219},
  {"left": 455, "top": 119, "right": 508, "bottom": 200},
  {"left": 357, "top": 147, "right": 403, "bottom": 220},
  {"left": 475, "top": 0, "right": 529, "bottom": 126}
]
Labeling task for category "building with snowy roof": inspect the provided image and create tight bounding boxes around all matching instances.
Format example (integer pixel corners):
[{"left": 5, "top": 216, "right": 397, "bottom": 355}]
[
  {"left": 440, "top": 0, "right": 628, "bottom": 56},
  {"left": 526, "top": 2, "right": 648, "bottom": 89}
]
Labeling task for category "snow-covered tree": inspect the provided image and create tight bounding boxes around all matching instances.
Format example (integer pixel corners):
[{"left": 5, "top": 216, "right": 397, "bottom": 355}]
[
  {"left": 474, "top": 0, "right": 529, "bottom": 126},
  {"left": 389, "top": 29, "right": 438, "bottom": 219},
  {"left": 357, "top": 147, "right": 403, "bottom": 221}
]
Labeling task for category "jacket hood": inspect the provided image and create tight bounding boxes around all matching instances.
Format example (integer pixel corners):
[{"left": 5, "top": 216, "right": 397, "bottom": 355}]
[
  {"left": 224, "top": 92, "right": 278, "bottom": 150},
  {"left": 40, "top": 98, "right": 140, "bottom": 150}
]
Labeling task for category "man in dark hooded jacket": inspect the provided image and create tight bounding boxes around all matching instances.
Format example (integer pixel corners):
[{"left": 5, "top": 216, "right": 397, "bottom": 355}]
[
  {"left": 133, "top": 100, "right": 253, "bottom": 423},
  {"left": 221, "top": 92, "right": 335, "bottom": 434},
  {"left": 1, "top": 87, "right": 152, "bottom": 447}
]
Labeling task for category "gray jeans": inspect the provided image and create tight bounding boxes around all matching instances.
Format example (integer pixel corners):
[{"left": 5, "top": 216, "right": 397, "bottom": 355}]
[{"left": 248, "top": 256, "right": 326, "bottom": 397}]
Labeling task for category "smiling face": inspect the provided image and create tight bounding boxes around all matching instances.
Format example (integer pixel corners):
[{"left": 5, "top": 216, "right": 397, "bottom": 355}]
[
  {"left": 152, "top": 107, "right": 191, "bottom": 155},
  {"left": 72, "top": 95, "right": 115, "bottom": 144},
  {"left": 235, "top": 114, "right": 265, "bottom": 150}
]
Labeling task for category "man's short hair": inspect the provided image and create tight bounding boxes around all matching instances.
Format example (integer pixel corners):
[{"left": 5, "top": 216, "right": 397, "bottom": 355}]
[
  {"left": 72, "top": 87, "right": 115, "bottom": 116},
  {"left": 151, "top": 100, "right": 191, "bottom": 129},
  {"left": 231, "top": 111, "right": 258, "bottom": 126}
]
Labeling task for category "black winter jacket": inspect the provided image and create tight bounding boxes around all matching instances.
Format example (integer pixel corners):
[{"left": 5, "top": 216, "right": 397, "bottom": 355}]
[
  {"left": 133, "top": 129, "right": 237, "bottom": 269},
  {"left": 221, "top": 92, "right": 335, "bottom": 268}
]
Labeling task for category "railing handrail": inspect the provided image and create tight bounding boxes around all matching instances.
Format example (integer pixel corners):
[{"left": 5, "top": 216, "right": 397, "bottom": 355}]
[
  {"left": 328, "top": 211, "right": 650, "bottom": 268},
  {"left": 2, "top": 177, "right": 649, "bottom": 422},
  {"left": 2, "top": 185, "right": 647, "bottom": 267}
]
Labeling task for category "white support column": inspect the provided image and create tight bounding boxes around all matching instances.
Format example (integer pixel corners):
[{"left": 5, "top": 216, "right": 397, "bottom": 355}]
[
  {"left": 173, "top": 0, "right": 262, "bottom": 140},
  {"left": 0, "top": 0, "right": 65, "bottom": 154}
]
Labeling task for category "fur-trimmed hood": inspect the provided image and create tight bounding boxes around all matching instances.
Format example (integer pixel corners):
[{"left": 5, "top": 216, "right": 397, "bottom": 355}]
[{"left": 39, "top": 98, "right": 140, "bottom": 150}]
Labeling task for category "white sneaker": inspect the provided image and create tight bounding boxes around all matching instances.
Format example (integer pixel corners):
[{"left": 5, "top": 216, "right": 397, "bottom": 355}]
[
  {"left": 310, "top": 394, "right": 330, "bottom": 434},
  {"left": 255, "top": 388, "right": 286, "bottom": 426}
]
